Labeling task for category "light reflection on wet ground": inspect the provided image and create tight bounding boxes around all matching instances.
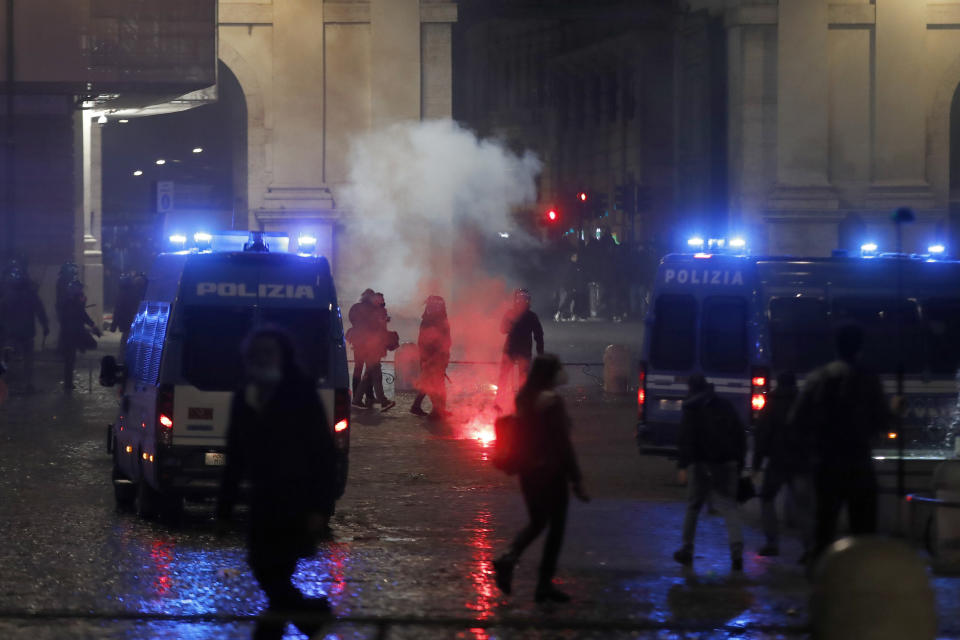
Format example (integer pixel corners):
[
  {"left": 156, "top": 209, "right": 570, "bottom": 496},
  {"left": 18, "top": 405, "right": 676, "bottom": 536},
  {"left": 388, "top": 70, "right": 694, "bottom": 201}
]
[{"left": 2, "top": 356, "right": 960, "bottom": 639}]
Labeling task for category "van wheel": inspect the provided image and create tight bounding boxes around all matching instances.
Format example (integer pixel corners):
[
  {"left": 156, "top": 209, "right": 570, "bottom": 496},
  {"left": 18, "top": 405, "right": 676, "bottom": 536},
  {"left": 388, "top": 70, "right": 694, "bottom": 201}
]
[{"left": 112, "top": 447, "right": 136, "bottom": 509}]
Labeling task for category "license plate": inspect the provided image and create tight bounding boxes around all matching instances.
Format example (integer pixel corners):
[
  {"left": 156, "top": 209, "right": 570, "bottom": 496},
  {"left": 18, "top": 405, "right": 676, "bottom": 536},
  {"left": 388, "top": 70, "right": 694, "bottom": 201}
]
[
  {"left": 658, "top": 399, "right": 683, "bottom": 412},
  {"left": 204, "top": 452, "right": 226, "bottom": 466}
]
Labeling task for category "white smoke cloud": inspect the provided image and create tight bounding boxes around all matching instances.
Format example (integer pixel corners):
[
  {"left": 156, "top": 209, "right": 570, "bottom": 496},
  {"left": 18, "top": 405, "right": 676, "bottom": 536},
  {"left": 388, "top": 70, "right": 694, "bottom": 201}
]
[{"left": 338, "top": 119, "right": 541, "bottom": 308}]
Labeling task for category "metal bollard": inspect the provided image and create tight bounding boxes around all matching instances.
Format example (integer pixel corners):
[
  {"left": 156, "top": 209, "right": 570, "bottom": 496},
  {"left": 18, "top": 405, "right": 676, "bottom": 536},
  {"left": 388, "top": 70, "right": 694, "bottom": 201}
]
[
  {"left": 393, "top": 343, "right": 420, "bottom": 393},
  {"left": 602, "top": 344, "right": 633, "bottom": 395},
  {"left": 811, "top": 536, "right": 936, "bottom": 640},
  {"left": 933, "top": 460, "right": 960, "bottom": 571}
]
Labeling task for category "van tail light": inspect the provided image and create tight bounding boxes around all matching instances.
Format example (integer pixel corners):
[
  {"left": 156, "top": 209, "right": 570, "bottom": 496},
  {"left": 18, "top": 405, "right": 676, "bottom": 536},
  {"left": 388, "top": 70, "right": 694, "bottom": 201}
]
[
  {"left": 750, "top": 367, "right": 769, "bottom": 420},
  {"left": 334, "top": 388, "right": 350, "bottom": 436},
  {"left": 638, "top": 361, "right": 647, "bottom": 423},
  {"left": 157, "top": 384, "right": 174, "bottom": 447}
]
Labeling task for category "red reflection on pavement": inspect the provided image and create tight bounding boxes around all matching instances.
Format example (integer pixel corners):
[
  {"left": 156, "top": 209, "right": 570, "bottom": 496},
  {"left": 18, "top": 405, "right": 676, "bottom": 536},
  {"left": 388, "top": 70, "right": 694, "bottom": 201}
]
[
  {"left": 326, "top": 542, "right": 348, "bottom": 597},
  {"left": 150, "top": 538, "right": 174, "bottom": 596},
  {"left": 465, "top": 507, "right": 497, "bottom": 631}
]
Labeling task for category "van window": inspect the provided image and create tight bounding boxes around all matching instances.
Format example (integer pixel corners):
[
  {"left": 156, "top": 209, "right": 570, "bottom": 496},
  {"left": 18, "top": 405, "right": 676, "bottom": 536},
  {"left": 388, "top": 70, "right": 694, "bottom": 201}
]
[
  {"left": 651, "top": 295, "right": 696, "bottom": 370},
  {"left": 832, "top": 297, "right": 923, "bottom": 373},
  {"left": 925, "top": 298, "right": 960, "bottom": 375},
  {"left": 701, "top": 296, "right": 748, "bottom": 373},
  {"left": 181, "top": 306, "right": 332, "bottom": 391},
  {"left": 182, "top": 307, "right": 254, "bottom": 391},
  {"left": 125, "top": 303, "right": 169, "bottom": 385},
  {"left": 260, "top": 308, "right": 331, "bottom": 379},
  {"left": 769, "top": 297, "right": 832, "bottom": 373}
]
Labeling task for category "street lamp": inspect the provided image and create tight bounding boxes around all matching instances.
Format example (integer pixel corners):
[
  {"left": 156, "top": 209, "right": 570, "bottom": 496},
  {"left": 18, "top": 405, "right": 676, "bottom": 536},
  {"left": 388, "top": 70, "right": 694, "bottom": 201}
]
[
  {"left": 192, "top": 147, "right": 203, "bottom": 154},
  {"left": 155, "top": 159, "right": 166, "bottom": 166},
  {"left": 132, "top": 170, "right": 143, "bottom": 177}
]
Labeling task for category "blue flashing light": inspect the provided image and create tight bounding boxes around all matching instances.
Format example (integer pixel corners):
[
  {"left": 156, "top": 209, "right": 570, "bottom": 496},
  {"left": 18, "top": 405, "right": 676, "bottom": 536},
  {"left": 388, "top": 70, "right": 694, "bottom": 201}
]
[
  {"left": 194, "top": 232, "right": 212, "bottom": 244},
  {"left": 687, "top": 236, "right": 705, "bottom": 248},
  {"left": 729, "top": 237, "right": 746, "bottom": 250},
  {"left": 169, "top": 234, "right": 187, "bottom": 247},
  {"left": 860, "top": 242, "right": 879, "bottom": 257},
  {"left": 297, "top": 233, "right": 318, "bottom": 255},
  {"left": 928, "top": 244, "right": 946, "bottom": 255}
]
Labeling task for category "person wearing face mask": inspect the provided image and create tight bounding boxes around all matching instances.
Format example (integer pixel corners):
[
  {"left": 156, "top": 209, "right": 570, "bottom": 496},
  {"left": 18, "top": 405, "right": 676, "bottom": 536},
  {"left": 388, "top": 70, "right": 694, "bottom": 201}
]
[
  {"left": 492, "top": 354, "right": 588, "bottom": 604},
  {"left": 217, "top": 328, "right": 338, "bottom": 636}
]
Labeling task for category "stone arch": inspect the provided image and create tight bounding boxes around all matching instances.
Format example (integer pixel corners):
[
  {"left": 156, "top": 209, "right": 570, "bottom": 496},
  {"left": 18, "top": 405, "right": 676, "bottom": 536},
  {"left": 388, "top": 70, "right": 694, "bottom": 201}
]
[
  {"left": 217, "top": 38, "right": 269, "bottom": 228},
  {"left": 927, "top": 54, "right": 960, "bottom": 207}
]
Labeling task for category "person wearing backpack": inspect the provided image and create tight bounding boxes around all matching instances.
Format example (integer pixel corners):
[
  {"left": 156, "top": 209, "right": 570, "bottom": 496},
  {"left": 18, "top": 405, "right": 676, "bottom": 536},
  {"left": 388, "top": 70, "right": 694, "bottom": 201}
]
[
  {"left": 492, "top": 354, "right": 588, "bottom": 603},
  {"left": 674, "top": 373, "right": 747, "bottom": 571},
  {"left": 791, "top": 323, "right": 893, "bottom": 560},
  {"left": 752, "top": 372, "right": 814, "bottom": 562}
]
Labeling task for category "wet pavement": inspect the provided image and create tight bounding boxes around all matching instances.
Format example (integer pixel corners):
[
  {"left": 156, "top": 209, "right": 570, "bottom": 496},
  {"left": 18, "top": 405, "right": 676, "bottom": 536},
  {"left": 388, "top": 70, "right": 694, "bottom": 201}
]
[{"left": 1, "top": 338, "right": 960, "bottom": 639}]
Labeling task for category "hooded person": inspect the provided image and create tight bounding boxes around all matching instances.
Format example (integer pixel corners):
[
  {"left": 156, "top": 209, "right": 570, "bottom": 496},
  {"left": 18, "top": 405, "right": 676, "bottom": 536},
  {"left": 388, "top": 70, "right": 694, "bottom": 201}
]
[
  {"left": 411, "top": 295, "right": 451, "bottom": 419},
  {"left": 492, "top": 354, "right": 588, "bottom": 603},
  {"left": 673, "top": 373, "right": 747, "bottom": 571},
  {"left": 217, "top": 327, "right": 338, "bottom": 636},
  {"left": 347, "top": 289, "right": 377, "bottom": 407}
]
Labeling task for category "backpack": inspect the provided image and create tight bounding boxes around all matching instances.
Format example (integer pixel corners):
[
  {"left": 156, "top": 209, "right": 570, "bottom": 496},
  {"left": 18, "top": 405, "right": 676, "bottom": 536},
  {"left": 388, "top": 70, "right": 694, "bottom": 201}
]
[{"left": 492, "top": 414, "right": 520, "bottom": 475}]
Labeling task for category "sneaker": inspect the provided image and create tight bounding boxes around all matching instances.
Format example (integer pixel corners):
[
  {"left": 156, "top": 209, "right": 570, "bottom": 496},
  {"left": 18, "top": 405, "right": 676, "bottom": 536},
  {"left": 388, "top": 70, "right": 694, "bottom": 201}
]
[
  {"left": 410, "top": 406, "right": 428, "bottom": 417},
  {"left": 758, "top": 544, "right": 780, "bottom": 557},
  {"left": 732, "top": 556, "right": 744, "bottom": 572},
  {"left": 535, "top": 584, "right": 571, "bottom": 604},
  {"left": 380, "top": 400, "right": 396, "bottom": 412},
  {"left": 673, "top": 548, "right": 693, "bottom": 566},
  {"left": 352, "top": 399, "right": 369, "bottom": 409},
  {"left": 492, "top": 556, "right": 514, "bottom": 595}
]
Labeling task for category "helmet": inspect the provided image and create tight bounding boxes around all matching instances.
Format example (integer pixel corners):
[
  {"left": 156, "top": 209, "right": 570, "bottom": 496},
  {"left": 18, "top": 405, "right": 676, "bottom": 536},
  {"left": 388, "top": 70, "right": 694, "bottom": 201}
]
[
  {"left": 424, "top": 295, "right": 446, "bottom": 314},
  {"left": 514, "top": 288, "right": 531, "bottom": 301},
  {"left": 3, "top": 265, "right": 23, "bottom": 284},
  {"left": 59, "top": 262, "right": 79, "bottom": 280}
]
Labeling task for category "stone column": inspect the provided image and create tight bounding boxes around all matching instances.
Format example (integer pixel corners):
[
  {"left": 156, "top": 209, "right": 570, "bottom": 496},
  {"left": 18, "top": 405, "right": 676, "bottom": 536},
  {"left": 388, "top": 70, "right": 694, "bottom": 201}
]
[
  {"left": 768, "top": 0, "right": 838, "bottom": 211},
  {"left": 82, "top": 114, "right": 104, "bottom": 326},
  {"left": 866, "top": 0, "right": 934, "bottom": 209},
  {"left": 371, "top": 0, "right": 421, "bottom": 127}
]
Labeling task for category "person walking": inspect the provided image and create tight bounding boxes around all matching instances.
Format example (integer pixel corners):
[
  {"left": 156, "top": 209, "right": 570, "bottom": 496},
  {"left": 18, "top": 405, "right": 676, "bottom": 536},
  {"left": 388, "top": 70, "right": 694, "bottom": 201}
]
[
  {"left": 410, "top": 295, "right": 451, "bottom": 420},
  {"left": 752, "top": 372, "right": 815, "bottom": 562},
  {"left": 0, "top": 263, "right": 49, "bottom": 393},
  {"left": 347, "top": 289, "right": 376, "bottom": 408},
  {"left": 495, "top": 289, "right": 544, "bottom": 411},
  {"left": 791, "top": 323, "right": 893, "bottom": 560},
  {"left": 492, "top": 354, "right": 588, "bottom": 603},
  {"left": 58, "top": 279, "right": 101, "bottom": 392},
  {"left": 673, "top": 373, "right": 747, "bottom": 571},
  {"left": 218, "top": 328, "right": 338, "bottom": 638}
]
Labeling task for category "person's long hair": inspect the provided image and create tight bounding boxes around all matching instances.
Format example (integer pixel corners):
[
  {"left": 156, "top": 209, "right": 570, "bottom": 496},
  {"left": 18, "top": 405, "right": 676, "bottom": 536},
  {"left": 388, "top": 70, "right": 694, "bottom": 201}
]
[
  {"left": 515, "top": 353, "right": 562, "bottom": 413},
  {"left": 241, "top": 325, "right": 304, "bottom": 382}
]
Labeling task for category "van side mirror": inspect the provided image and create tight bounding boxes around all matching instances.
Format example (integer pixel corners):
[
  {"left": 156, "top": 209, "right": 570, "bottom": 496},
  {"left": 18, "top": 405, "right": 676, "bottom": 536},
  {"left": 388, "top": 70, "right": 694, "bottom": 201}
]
[{"left": 99, "top": 356, "right": 125, "bottom": 387}]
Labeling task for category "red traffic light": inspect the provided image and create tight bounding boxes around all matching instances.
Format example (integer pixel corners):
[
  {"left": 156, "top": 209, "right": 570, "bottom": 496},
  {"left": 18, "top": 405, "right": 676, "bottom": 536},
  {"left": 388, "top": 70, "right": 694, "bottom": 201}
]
[
  {"left": 546, "top": 209, "right": 558, "bottom": 222},
  {"left": 578, "top": 192, "right": 587, "bottom": 202}
]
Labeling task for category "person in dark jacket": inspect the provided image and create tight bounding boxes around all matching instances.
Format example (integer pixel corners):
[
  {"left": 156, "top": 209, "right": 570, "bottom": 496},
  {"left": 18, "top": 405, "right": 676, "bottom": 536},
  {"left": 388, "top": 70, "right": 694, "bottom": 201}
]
[
  {"left": 411, "top": 295, "right": 451, "bottom": 419},
  {"left": 59, "top": 279, "right": 101, "bottom": 392},
  {"left": 674, "top": 373, "right": 747, "bottom": 571},
  {"left": 752, "top": 372, "right": 814, "bottom": 560},
  {"left": 356, "top": 292, "right": 396, "bottom": 411},
  {"left": 0, "top": 264, "right": 49, "bottom": 393},
  {"left": 492, "top": 354, "right": 588, "bottom": 603},
  {"left": 495, "top": 288, "right": 544, "bottom": 411},
  {"left": 218, "top": 328, "right": 338, "bottom": 637},
  {"left": 791, "top": 323, "right": 893, "bottom": 560},
  {"left": 347, "top": 289, "right": 376, "bottom": 407}
]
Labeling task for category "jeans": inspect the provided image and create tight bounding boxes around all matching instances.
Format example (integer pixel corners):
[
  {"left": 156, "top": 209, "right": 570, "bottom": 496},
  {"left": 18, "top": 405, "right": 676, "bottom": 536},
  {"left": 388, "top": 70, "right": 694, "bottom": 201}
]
[
  {"left": 681, "top": 461, "right": 744, "bottom": 555},
  {"left": 358, "top": 358, "right": 387, "bottom": 404},
  {"left": 760, "top": 468, "right": 814, "bottom": 552},
  {"left": 506, "top": 472, "right": 569, "bottom": 587}
]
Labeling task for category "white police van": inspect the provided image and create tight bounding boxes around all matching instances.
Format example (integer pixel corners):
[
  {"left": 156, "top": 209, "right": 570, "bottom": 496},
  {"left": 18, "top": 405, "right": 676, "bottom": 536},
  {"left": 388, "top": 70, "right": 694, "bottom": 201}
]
[{"left": 102, "top": 232, "right": 351, "bottom": 519}]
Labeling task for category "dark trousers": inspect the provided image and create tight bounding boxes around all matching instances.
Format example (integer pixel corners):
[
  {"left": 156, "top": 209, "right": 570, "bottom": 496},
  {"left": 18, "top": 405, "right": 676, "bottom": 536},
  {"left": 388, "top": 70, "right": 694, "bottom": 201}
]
[
  {"left": 496, "top": 354, "right": 530, "bottom": 409},
  {"left": 681, "top": 461, "right": 743, "bottom": 555},
  {"left": 760, "top": 467, "right": 814, "bottom": 552},
  {"left": 351, "top": 359, "right": 366, "bottom": 399},
  {"left": 7, "top": 336, "right": 35, "bottom": 389},
  {"left": 814, "top": 463, "right": 877, "bottom": 557},
  {"left": 507, "top": 473, "right": 569, "bottom": 587},
  {"left": 358, "top": 358, "right": 387, "bottom": 404},
  {"left": 250, "top": 552, "right": 313, "bottom": 640},
  {"left": 63, "top": 348, "right": 77, "bottom": 389}
]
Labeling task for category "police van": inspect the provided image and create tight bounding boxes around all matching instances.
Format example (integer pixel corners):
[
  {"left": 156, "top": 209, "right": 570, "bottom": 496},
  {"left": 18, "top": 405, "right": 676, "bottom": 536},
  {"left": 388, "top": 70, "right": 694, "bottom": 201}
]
[
  {"left": 638, "top": 240, "right": 960, "bottom": 460},
  {"left": 102, "top": 232, "right": 351, "bottom": 519}
]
